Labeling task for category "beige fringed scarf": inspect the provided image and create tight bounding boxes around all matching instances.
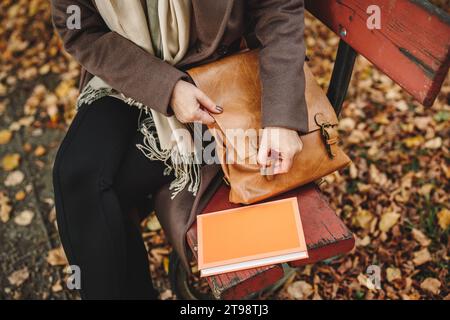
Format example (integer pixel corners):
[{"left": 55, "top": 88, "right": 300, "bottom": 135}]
[{"left": 78, "top": 0, "right": 200, "bottom": 199}]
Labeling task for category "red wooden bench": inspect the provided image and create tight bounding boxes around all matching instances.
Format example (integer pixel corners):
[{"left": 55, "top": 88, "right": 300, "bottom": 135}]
[{"left": 168, "top": 0, "right": 450, "bottom": 300}]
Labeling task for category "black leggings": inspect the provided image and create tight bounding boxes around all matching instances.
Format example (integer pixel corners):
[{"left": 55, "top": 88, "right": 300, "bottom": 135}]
[{"left": 53, "top": 96, "right": 173, "bottom": 299}]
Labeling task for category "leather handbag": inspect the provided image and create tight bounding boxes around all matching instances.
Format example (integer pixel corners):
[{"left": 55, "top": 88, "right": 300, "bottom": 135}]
[{"left": 187, "top": 50, "right": 351, "bottom": 204}]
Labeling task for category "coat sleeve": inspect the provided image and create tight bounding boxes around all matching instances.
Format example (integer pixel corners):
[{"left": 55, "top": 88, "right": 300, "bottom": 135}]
[
  {"left": 51, "top": 0, "right": 187, "bottom": 115},
  {"left": 248, "top": 0, "right": 308, "bottom": 133}
]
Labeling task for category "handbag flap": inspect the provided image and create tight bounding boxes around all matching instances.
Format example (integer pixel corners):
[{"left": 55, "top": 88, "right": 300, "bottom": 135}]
[{"left": 186, "top": 49, "right": 339, "bottom": 137}]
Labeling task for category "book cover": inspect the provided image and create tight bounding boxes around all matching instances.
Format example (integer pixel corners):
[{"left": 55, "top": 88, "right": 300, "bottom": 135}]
[{"left": 197, "top": 197, "right": 308, "bottom": 277}]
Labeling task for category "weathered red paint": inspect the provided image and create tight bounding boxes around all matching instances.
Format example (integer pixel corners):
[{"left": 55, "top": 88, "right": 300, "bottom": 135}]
[
  {"left": 305, "top": 0, "right": 450, "bottom": 106},
  {"left": 186, "top": 183, "right": 355, "bottom": 299}
]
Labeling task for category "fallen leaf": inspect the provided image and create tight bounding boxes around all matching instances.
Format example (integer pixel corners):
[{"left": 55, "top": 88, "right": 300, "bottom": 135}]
[
  {"left": 403, "top": 136, "right": 424, "bottom": 148},
  {"left": 411, "top": 228, "right": 431, "bottom": 247},
  {"left": 424, "top": 137, "right": 442, "bottom": 149},
  {"left": 437, "top": 208, "right": 450, "bottom": 230},
  {"left": 386, "top": 267, "right": 402, "bottom": 283},
  {"left": 4, "top": 170, "right": 24, "bottom": 187},
  {"left": 1, "top": 153, "right": 21, "bottom": 171},
  {"left": 347, "top": 130, "right": 367, "bottom": 144},
  {"left": 287, "top": 281, "right": 314, "bottom": 299},
  {"left": 433, "top": 110, "right": 450, "bottom": 122},
  {"left": 394, "top": 100, "right": 408, "bottom": 112},
  {"left": 374, "top": 112, "right": 390, "bottom": 125},
  {"left": 15, "top": 190, "right": 26, "bottom": 201},
  {"left": 146, "top": 214, "right": 161, "bottom": 231},
  {"left": 46, "top": 247, "right": 68, "bottom": 266},
  {"left": 414, "top": 116, "right": 432, "bottom": 130},
  {"left": 413, "top": 248, "right": 432, "bottom": 266},
  {"left": 14, "top": 210, "right": 34, "bottom": 226},
  {"left": 0, "top": 192, "right": 12, "bottom": 223},
  {"left": 353, "top": 209, "right": 374, "bottom": 230},
  {"left": 163, "top": 257, "right": 170, "bottom": 274},
  {"left": 349, "top": 163, "right": 358, "bottom": 179},
  {"left": 418, "top": 183, "right": 434, "bottom": 196},
  {"left": 23, "top": 142, "right": 32, "bottom": 152},
  {"left": 8, "top": 267, "right": 29, "bottom": 286},
  {"left": 55, "top": 79, "right": 75, "bottom": 98},
  {"left": 160, "top": 289, "right": 172, "bottom": 300},
  {"left": 441, "top": 163, "right": 450, "bottom": 179},
  {"left": 150, "top": 248, "right": 169, "bottom": 265},
  {"left": 379, "top": 211, "right": 400, "bottom": 232},
  {"left": 369, "top": 164, "right": 388, "bottom": 186},
  {"left": 51, "top": 280, "right": 63, "bottom": 293},
  {"left": 356, "top": 235, "right": 371, "bottom": 247},
  {"left": 34, "top": 145, "right": 46, "bottom": 157},
  {"left": 0, "top": 129, "right": 13, "bottom": 145},
  {"left": 357, "top": 273, "right": 376, "bottom": 291},
  {"left": 420, "top": 278, "right": 441, "bottom": 295},
  {"left": 338, "top": 118, "right": 355, "bottom": 131}
]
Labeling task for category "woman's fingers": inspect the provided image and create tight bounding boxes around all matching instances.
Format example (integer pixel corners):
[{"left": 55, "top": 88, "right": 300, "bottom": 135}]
[
  {"left": 196, "top": 89, "right": 222, "bottom": 114},
  {"left": 273, "top": 154, "right": 294, "bottom": 174},
  {"left": 193, "top": 108, "right": 215, "bottom": 125},
  {"left": 257, "top": 127, "right": 303, "bottom": 176},
  {"left": 257, "top": 139, "right": 270, "bottom": 168},
  {"left": 171, "top": 80, "right": 219, "bottom": 125}
]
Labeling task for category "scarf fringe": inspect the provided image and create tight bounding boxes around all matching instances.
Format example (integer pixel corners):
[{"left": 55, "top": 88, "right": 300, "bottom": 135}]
[
  {"left": 76, "top": 85, "right": 114, "bottom": 110},
  {"left": 136, "top": 115, "right": 201, "bottom": 199}
]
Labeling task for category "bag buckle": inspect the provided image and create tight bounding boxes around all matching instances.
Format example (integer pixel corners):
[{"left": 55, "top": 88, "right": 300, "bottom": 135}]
[{"left": 315, "top": 113, "right": 339, "bottom": 159}]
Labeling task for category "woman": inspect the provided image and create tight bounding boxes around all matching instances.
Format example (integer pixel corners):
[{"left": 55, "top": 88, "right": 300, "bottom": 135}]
[{"left": 51, "top": 0, "right": 307, "bottom": 299}]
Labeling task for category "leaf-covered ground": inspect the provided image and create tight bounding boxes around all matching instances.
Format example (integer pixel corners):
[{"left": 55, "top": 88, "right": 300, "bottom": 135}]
[{"left": 0, "top": 0, "right": 448, "bottom": 300}]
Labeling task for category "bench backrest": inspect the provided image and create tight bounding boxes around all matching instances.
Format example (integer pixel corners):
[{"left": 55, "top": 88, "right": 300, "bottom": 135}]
[{"left": 306, "top": 0, "right": 450, "bottom": 107}]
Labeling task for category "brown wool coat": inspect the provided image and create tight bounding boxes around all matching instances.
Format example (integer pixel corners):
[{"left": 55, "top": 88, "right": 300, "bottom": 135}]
[{"left": 51, "top": 0, "right": 307, "bottom": 272}]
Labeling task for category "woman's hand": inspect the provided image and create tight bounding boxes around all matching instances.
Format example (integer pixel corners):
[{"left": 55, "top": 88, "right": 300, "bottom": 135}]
[
  {"left": 170, "top": 80, "right": 223, "bottom": 125},
  {"left": 257, "top": 127, "right": 303, "bottom": 175}
]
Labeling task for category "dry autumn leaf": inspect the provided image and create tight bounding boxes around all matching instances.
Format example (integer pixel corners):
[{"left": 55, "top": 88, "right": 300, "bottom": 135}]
[
  {"left": 357, "top": 273, "right": 376, "bottom": 291},
  {"left": 413, "top": 248, "right": 432, "bottom": 266},
  {"left": 437, "top": 208, "right": 450, "bottom": 230},
  {"left": 369, "top": 164, "right": 388, "bottom": 186},
  {"left": 51, "top": 280, "right": 63, "bottom": 293},
  {"left": 386, "top": 267, "right": 402, "bottom": 283},
  {"left": 353, "top": 209, "right": 374, "bottom": 230},
  {"left": 0, "top": 129, "right": 13, "bottom": 145},
  {"left": 0, "top": 192, "right": 12, "bottom": 223},
  {"left": 14, "top": 210, "right": 34, "bottom": 226},
  {"left": 1, "top": 153, "right": 21, "bottom": 171},
  {"left": 420, "top": 278, "right": 441, "bottom": 295},
  {"left": 4, "top": 170, "right": 25, "bottom": 187},
  {"left": 413, "top": 116, "right": 432, "bottom": 130},
  {"left": 338, "top": 117, "right": 355, "bottom": 131},
  {"left": 34, "top": 145, "right": 46, "bottom": 157},
  {"left": 8, "top": 267, "right": 30, "bottom": 286},
  {"left": 379, "top": 212, "right": 400, "bottom": 232},
  {"left": 46, "top": 246, "right": 68, "bottom": 266},
  {"left": 160, "top": 289, "right": 173, "bottom": 300},
  {"left": 411, "top": 228, "right": 431, "bottom": 247},
  {"left": 424, "top": 137, "right": 442, "bottom": 149},
  {"left": 15, "top": 190, "right": 26, "bottom": 201},
  {"left": 403, "top": 136, "right": 424, "bottom": 148},
  {"left": 146, "top": 214, "right": 162, "bottom": 232},
  {"left": 356, "top": 235, "right": 371, "bottom": 247},
  {"left": 287, "top": 281, "right": 314, "bottom": 300}
]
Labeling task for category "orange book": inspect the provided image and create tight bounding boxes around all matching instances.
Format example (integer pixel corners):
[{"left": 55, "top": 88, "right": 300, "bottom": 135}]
[{"left": 197, "top": 197, "right": 308, "bottom": 277}]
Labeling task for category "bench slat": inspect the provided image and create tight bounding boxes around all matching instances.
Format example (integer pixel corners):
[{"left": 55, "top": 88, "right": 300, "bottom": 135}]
[
  {"left": 186, "top": 183, "right": 355, "bottom": 299},
  {"left": 306, "top": 0, "right": 450, "bottom": 106}
]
